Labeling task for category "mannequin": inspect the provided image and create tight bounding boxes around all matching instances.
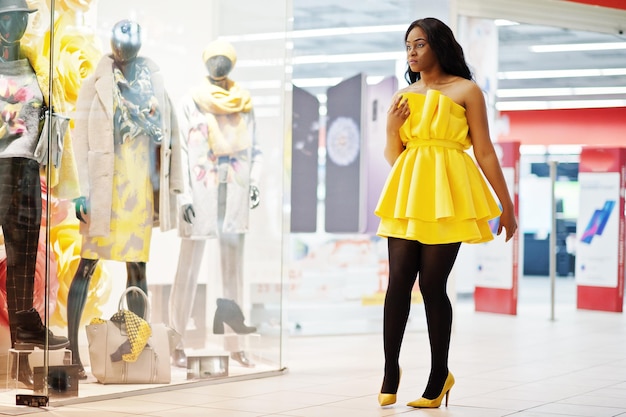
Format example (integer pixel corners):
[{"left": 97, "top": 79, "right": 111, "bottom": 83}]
[
  {"left": 68, "top": 19, "right": 184, "bottom": 378},
  {"left": 0, "top": 0, "right": 70, "bottom": 389},
  {"left": 170, "top": 39, "right": 261, "bottom": 368}
]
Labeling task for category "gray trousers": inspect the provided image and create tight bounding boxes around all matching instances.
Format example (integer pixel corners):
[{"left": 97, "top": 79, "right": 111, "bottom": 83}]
[{"left": 169, "top": 183, "right": 245, "bottom": 351}]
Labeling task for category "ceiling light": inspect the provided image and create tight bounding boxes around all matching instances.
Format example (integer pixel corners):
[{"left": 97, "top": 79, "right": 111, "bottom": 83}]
[
  {"left": 494, "top": 19, "right": 519, "bottom": 26},
  {"left": 293, "top": 75, "right": 388, "bottom": 88},
  {"left": 221, "top": 24, "right": 406, "bottom": 43},
  {"left": 293, "top": 51, "right": 403, "bottom": 65},
  {"left": 497, "top": 86, "right": 626, "bottom": 98},
  {"left": 530, "top": 42, "right": 626, "bottom": 52},
  {"left": 496, "top": 99, "right": 626, "bottom": 111},
  {"left": 498, "top": 68, "right": 626, "bottom": 79}
]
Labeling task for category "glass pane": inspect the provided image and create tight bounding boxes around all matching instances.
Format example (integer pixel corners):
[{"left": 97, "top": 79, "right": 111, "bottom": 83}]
[{"left": 2, "top": 0, "right": 289, "bottom": 406}]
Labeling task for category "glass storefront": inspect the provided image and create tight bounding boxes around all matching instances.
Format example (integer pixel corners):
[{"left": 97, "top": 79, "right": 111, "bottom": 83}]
[{"left": 1, "top": 0, "right": 289, "bottom": 406}]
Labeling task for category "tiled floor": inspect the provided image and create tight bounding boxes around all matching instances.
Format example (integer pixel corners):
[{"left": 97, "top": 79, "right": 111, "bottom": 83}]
[{"left": 2, "top": 278, "right": 626, "bottom": 416}]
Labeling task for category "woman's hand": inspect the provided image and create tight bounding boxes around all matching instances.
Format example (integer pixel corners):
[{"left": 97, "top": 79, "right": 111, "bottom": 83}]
[
  {"left": 384, "top": 94, "right": 410, "bottom": 165},
  {"left": 387, "top": 94, "right": 410, "bottom": 132},
  {"left": 497, "top": 206, "right": 518, "bottom": 242}
]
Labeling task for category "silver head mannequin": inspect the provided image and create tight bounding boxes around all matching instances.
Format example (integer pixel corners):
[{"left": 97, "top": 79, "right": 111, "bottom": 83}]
[
  {"left": 0, "top": 11, "right": 29, "bottom": 61},
  {"left": 205, "top": 55, "right": 232, "bottom": 90},
  {"left": 111, "top": 19, "right": 142, "bottom": 79}
]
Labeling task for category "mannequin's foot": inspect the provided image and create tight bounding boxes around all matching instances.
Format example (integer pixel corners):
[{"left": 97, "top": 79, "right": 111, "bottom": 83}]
[
  {"left": 230, "top": 351, "right": 255, "bottom": 368},
  {"left": 172, "top": 348, "right": 187, "bottom": 368},
  {"left": 76, "top": 363, "right": 87, "bottom": 380},
  {"left": 11, "top": 353, "right": 34, "bottom": 389}
]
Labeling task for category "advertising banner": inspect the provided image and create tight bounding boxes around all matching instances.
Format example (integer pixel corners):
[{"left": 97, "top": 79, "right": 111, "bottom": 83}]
[{"left": 576, "top": 147, "right": 625, "bottom": 312}]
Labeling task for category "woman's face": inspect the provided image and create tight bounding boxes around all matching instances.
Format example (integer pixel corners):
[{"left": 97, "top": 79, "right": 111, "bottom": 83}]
[{"left": 405, "top": 26, "right": 437, "bottom": 74}]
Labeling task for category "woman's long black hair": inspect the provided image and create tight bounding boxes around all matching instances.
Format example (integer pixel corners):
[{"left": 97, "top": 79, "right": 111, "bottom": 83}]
[{"left": 404, "top": 17, "right": 473, "bottom": 84}]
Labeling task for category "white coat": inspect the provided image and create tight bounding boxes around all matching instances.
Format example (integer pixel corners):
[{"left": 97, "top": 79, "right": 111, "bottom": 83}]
[{"left": 73, "top": 55, "right": 184, "bottom": 237}]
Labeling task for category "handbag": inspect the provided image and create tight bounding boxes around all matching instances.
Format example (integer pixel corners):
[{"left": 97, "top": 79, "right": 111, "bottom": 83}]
[
  {"left": 34, "top": 109, "right": 70, "bottom": 168},
  {"left": 85, "top": 286, "right": 179, "bottom": 384}
]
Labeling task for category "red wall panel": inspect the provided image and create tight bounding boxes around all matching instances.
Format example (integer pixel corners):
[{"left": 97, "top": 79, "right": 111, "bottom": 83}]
[
  {"left": 564, "top": 0, "right": 626, "bottom": 10},
  {"left": 497, "top": 107, "right": 626, "bottom": 145}
]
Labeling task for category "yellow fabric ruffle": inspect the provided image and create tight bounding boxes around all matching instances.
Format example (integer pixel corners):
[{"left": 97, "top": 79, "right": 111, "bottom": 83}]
[{"left": 375, "top": 90, "right": 501, "bottom": 244}]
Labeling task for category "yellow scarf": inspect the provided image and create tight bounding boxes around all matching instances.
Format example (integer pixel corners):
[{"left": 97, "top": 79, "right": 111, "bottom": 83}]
[{"left": 191, "top": 77, "right": 253, "bottom": 156}]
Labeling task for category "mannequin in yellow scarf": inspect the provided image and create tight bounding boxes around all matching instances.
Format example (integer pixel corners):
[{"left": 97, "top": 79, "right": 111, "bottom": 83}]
[{"left": 171, "top": 40, "right": 262, "bottom": 368}]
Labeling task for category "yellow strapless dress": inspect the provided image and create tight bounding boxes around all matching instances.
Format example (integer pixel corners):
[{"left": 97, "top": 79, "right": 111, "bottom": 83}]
[{"left": 375, "top": 90, "right": 501, "bottom": 244}]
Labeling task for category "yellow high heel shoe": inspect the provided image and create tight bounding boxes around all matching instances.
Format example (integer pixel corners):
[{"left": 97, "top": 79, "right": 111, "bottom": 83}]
[
  {"left": 378, "top": 368, "right": 402, "bottom": 407},
  {"left": 407, "top": 372, "right": 454, "bottom": 408}
]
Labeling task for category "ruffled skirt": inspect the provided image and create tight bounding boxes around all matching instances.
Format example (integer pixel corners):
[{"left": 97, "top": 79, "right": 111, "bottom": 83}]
[{"left": 375, "top": 145, "right": 501, "bottom": 244}]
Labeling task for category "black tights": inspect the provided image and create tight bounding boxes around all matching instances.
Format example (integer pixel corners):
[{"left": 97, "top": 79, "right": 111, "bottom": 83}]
[
  {"left": 382, "top": 237, "right": 460, "bottom": 399},
  {"left": 67, "top": 258, "right": 147, "bottom": 367}
]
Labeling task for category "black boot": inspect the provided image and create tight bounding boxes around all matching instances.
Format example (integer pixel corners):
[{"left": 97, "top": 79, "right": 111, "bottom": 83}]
[
  {"left": 10, "top": 352, "right": 34, "bottom": 389},
  {"left": 213, "top": 298, "right": 256, "bottom": 334},
  {"left": 14, "top": 308, "right": 70, "bottom": 350}
]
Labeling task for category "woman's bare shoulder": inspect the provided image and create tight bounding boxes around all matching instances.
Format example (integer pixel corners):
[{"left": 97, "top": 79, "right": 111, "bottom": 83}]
[{"left": 444, "top": 78, "right": 483, "bottom": 108}]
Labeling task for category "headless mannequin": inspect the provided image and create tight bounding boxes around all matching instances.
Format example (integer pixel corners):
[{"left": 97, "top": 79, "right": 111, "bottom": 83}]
[
  {"left": 170, "top": 48, "right": 259, "bottom": 368},
  {"left": 0, "top": 5, "right": 69, "bottom": 389},
  {"left": 67, "top": 20, "right": 151, "bottom": 378}
]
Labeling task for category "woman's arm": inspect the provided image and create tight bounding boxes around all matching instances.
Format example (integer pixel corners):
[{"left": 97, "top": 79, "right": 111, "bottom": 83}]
[
  {"left": 384, "top": 93, "right": 410, "bottom": 165},
  {"left": 465, "top": 83, "right": 518, "bottom": 241}
]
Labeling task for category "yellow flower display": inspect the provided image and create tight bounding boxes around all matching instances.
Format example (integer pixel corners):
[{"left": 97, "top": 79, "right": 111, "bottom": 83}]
[
  {"left": 45, "top": 12, "right": 102, "bottom": 112},
  {"left": 49, "top": 217, "right": 112, "bottom": 327}
]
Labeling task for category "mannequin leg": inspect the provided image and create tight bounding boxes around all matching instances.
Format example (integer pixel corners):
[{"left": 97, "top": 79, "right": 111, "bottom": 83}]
[
  {"left": 3, "top": 158, "right": 41, "bottom": 347},
  {"left": 216, "top": 182, "right": 253, "bottom": 366},
  {"left": 169, "top": 239, "right": 206, "bottom": 339},
  {"left": 4, "top": 215, "right": 40, "bottom": 388},
  {"left": 218, "top": 232, "right": 245, "bottom": 304},
  {"left": 126, "top": 261, "right": 147, "bottom": 316},
  {"left": 169, "top": 238, "right": 206, "bottom": 367},
  {"left": 2, "top": 159, "right": 73, "bottom": 385},
  {"left": 67, "top": 258, "right": 98, "bottom": 377}
]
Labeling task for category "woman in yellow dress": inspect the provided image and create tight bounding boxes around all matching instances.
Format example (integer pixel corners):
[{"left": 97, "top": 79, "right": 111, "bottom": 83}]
[{"left": 375, "top": 18, "right": 517, "bottom": 408}]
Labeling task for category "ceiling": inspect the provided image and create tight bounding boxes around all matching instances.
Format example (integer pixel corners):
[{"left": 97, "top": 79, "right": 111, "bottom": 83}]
[{"left": 291, "top": 0, "right": 626, "bottom": 111}]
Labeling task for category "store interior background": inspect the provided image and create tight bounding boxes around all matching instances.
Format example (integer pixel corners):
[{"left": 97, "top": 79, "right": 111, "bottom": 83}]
[{"left": 286, "top": 0, "right": 626, "bottom": 337}]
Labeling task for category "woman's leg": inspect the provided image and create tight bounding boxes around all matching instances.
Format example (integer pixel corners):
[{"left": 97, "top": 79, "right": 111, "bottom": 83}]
[
  {"left": 418, "top": 242, "right": 461, "bottom": 399},
  {"left": 381, "top": 237, "right": 422, "bottom": 394}
]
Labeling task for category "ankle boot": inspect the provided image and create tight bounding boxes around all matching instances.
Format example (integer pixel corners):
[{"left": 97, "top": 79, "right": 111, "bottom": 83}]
[
  {"left": 213, "top": 298, "right": 256, "bottom": 335},
  {"left": 14, "top": 308, "right": 70, "bottom": 350},
  {"left": 10, "top": 352, "right": 34, "bottom": 389}
]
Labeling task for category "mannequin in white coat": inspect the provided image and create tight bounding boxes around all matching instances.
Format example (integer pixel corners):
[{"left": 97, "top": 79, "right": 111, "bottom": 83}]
[{"left": 170, "top": 39, "right": 261, "bottom": 368}]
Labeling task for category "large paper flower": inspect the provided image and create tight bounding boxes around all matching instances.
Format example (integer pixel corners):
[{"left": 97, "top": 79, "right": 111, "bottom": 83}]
[
  {"left": 49, "top": 217, "right": 112, "bottom": 327},
  {"left": 38, "top": 12, "right": 102, "bottom": 113},
  {"left": 53, "top": 0, "right": 95, "bottom": 13}
]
